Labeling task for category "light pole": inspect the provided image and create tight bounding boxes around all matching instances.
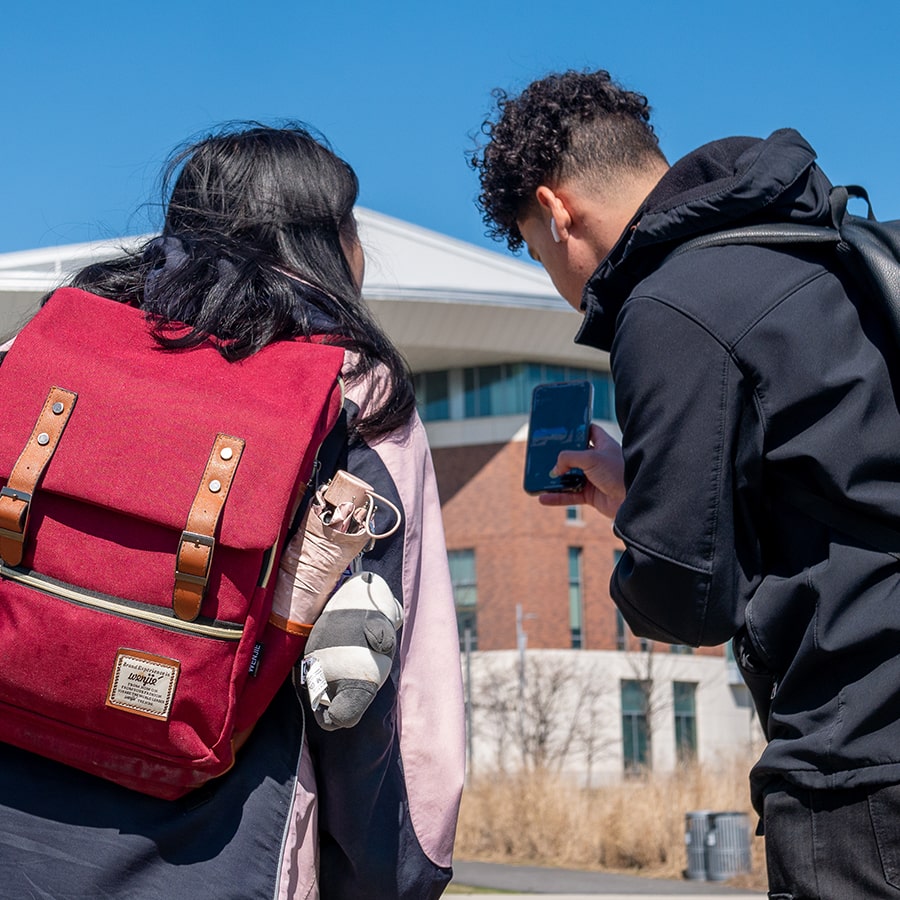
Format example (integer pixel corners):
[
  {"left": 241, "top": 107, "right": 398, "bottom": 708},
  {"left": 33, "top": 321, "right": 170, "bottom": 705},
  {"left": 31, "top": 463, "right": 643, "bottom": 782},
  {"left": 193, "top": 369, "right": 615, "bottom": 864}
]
[
  {"left": 515, "top": 603, "right": 536, "bottom": 752},
  {"left": 463, "top": 626, "right": 474, "bottom": 780}
]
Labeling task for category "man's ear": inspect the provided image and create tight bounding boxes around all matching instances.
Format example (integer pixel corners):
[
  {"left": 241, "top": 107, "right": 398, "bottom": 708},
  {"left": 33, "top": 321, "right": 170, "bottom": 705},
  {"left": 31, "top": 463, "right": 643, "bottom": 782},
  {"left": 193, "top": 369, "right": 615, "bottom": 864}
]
[{"left": 535, "top": 185, "right": 572, "bottom": 241}]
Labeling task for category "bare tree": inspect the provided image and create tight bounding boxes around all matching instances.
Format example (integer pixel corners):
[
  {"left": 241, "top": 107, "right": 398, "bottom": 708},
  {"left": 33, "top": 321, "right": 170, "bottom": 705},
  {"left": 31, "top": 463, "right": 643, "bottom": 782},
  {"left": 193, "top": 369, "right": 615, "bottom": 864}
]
[
  {"left": 517, "top": 655, "right": 577, "bottom": 770},
  {"left": 469, "top": 652, "right": 615, "bottom": 775},
  {"left": 567, "top": 661, "right": 620, "bottom": 786},
  {"left": 468, "top": 655, "right": 519, "bottom": 773}
]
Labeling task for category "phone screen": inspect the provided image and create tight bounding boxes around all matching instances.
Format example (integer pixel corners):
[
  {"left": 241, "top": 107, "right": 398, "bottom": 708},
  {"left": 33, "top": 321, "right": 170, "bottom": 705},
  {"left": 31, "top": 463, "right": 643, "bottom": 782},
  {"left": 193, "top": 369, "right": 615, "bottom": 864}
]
[{"left": 523, "top": 381, "right": 593, "bottom": 494}]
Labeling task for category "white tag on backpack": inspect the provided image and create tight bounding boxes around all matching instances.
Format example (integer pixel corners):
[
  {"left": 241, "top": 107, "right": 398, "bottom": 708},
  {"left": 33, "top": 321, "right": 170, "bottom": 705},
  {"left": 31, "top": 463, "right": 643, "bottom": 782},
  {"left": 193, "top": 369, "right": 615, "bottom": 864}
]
[
  {"left": 301, "top": 656, "right": 331, "bottom": 711},
  {"left": 107, "top": 650, "right": 180, "bottom": 721}
]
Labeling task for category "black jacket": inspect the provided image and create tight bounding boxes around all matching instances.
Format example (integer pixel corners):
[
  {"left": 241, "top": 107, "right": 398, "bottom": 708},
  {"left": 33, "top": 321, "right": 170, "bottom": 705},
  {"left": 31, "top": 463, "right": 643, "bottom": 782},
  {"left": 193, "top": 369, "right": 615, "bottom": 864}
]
[{"left": 576, "top": 128, "right": 900, "bottom": 809}]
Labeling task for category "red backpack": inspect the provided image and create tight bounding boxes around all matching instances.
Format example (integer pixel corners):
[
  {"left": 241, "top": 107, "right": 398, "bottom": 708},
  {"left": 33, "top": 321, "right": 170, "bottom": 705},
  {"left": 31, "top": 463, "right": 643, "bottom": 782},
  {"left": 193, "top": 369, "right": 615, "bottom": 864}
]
[{"left": 0, "top": 287, "right": 344, "bottom": 799}]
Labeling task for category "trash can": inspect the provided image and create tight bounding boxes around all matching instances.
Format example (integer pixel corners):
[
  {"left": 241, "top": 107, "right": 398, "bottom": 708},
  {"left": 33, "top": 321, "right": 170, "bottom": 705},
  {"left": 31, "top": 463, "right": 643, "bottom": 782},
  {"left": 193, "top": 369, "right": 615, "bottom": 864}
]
[
  {"left": 684, "top": 810, "right": 711, "bottom": 881},
  {"left": 685, "top": 810, "right": 751, "bottom": 881},
  {"left": 705, "top": 811, "right": 751, "bottom": 881}
]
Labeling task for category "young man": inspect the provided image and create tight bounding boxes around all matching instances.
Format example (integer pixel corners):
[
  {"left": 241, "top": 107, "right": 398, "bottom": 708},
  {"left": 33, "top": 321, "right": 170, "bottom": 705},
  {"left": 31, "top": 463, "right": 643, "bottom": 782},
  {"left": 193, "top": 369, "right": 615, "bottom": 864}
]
[{"left": 472, "top": 69, "right": 900, "bottom": 897}]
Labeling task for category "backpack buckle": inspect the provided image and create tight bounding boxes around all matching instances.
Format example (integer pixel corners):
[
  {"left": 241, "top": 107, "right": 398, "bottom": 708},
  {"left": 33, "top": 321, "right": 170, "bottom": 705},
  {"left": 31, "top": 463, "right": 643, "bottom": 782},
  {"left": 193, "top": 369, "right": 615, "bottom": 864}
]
[
  {"left": 175, "top": 531, "right": 215, "bottom": 587},
  {"left": 0, "top": 487, "right": 32, "bottom": 548}
]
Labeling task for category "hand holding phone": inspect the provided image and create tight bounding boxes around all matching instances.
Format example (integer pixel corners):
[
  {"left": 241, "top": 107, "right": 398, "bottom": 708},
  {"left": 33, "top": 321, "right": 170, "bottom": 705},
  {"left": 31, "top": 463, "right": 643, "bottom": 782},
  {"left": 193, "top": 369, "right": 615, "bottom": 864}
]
[
  {"left": 523, "top": 381, "right": 593, "bottom": 495},
  {"left": 537, "top": 423, "right": 626, "bottom": 520}
]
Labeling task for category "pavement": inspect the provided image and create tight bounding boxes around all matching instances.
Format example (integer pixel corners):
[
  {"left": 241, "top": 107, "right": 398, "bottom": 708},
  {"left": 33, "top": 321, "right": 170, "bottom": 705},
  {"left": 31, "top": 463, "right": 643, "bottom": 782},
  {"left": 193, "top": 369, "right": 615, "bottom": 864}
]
[{"left": 449, "top": 860, "right": 765, "bottom": 898}]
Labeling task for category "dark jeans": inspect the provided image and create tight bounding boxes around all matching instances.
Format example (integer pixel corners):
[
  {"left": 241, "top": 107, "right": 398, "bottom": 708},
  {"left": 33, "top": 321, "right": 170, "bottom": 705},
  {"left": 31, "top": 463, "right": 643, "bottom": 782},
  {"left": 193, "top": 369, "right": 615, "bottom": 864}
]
[{"left": 764, "top": 779, "right": 900, "bottom": 899}]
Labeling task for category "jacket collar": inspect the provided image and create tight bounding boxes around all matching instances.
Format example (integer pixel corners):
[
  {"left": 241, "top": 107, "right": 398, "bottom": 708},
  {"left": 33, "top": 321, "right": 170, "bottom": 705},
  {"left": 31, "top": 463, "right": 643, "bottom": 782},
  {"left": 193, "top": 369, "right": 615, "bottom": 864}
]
[{"left": 574, "top": 128, "right": 830, "bottom": 351}]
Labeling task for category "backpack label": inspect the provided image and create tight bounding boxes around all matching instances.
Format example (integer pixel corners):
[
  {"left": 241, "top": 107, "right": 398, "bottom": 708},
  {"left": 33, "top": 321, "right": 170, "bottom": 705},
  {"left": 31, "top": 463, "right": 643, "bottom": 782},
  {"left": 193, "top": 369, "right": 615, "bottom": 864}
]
[
  {"left": 106, "top": 650, "right": 181, "bottom": 721},
  {"left": 248, "top": 641, "right": 263, "bottom": 677}
]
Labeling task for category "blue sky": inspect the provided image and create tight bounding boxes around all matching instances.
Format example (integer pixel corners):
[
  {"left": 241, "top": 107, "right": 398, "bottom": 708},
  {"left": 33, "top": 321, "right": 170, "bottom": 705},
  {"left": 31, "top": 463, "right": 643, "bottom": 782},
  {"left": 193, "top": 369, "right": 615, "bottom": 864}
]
[{"left": 3, "top": 1, "right": 898, "bottom": 261}]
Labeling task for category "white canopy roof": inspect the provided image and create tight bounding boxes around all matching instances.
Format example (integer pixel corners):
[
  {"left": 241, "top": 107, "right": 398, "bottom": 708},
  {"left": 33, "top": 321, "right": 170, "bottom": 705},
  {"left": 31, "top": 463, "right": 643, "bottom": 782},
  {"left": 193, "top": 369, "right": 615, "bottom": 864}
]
[{"left": 0, "top": 208, "right": 606, "bottom": 371}]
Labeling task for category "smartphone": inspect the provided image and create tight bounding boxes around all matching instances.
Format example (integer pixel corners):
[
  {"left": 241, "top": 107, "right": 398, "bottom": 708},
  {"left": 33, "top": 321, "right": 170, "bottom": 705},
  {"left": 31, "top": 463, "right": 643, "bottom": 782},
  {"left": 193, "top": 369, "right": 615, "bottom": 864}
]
[{"left": 523, "top": 381, "right": 593, "bottom": 494}]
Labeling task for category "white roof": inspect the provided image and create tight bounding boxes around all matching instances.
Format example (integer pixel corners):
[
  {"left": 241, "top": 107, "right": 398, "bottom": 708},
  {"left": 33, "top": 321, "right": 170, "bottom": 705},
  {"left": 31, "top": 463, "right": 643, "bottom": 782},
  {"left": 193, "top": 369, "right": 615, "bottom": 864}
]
[{"left": 0, "top": 208, "right": 606, "bottom": 371}]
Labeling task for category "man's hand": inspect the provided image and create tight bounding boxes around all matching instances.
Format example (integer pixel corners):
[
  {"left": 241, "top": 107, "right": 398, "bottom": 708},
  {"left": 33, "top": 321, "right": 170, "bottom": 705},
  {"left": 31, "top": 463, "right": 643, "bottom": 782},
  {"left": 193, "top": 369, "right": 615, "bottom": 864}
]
[{"left": 539, "top": 424, "right": 625, "bottom": 520}]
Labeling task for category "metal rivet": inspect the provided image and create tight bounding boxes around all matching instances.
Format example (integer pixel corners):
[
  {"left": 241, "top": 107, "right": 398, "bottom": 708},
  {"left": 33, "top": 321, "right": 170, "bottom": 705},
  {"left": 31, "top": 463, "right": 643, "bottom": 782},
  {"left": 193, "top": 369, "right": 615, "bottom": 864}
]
[
  {"left": 209, "top": 479, "right": 222, "bottom": 493},
  {"left": 220, "top": 447, "right": 233, "bottom": 461},
  {"left": 51, "top": 402, "right": 65, "bottom": 415},
  {"left": 37, "top": 433, "right": 50, "bottom": 446}
]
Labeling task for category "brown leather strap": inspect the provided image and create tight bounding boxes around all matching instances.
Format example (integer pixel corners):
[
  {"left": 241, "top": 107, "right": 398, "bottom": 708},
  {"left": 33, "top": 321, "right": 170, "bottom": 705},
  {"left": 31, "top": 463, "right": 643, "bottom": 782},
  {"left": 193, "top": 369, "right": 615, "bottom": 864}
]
[
  {"left": 0, "top": 387, "right": 77, "bottom": 566},
  {"left": 268, "top": 611, "right": 314, "bottom": 637},
  {"left": 173, "top": 433, "right": 244, "bottom": 621}
]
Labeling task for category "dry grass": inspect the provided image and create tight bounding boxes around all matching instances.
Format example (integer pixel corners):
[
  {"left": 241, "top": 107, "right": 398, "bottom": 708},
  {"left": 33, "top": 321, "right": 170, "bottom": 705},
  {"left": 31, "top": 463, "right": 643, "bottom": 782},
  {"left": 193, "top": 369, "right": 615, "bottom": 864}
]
[{"left": 454, "top": 759, "right": 767, "bottom": 892}]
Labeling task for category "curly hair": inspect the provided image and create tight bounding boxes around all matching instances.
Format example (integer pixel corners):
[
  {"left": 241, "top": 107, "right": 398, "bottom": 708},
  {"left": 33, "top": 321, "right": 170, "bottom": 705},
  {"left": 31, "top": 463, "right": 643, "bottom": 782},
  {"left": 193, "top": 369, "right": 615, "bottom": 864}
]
[{"left": 470, "top": 70, "right": 665, "bottom": 252}]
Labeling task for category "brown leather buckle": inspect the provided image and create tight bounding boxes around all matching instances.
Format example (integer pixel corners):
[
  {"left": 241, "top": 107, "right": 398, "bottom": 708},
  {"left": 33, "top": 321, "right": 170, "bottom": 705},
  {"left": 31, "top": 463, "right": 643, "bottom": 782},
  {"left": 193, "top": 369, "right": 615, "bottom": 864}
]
[
  {"left": 0, "top": 487, "right": 32, "bottom": 542},
  {"left": 175, "top": 531, "right": 215, "bottom": 586},
  {"left": 172, "top": 434, "right": 244, "bottom": 622}
]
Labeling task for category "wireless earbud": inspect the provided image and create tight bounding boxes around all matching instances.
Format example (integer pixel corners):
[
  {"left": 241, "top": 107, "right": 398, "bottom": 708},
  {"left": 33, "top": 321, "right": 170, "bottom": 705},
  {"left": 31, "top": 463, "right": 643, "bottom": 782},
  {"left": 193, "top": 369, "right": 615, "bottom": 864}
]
[{"left": 550, "top": 219, "right": 561, "bottom": 242}]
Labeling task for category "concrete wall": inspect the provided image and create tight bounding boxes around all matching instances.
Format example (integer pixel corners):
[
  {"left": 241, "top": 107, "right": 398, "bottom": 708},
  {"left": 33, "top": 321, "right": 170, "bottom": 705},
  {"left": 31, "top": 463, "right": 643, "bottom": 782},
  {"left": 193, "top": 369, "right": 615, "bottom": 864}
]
[{"left": 461, "top": 649, "right": 764, "bottom": 786}]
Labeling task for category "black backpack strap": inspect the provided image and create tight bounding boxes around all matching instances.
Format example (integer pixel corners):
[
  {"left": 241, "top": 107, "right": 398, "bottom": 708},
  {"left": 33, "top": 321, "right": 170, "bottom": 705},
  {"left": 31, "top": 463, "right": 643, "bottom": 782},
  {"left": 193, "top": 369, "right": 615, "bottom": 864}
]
[
  {"left": 315, "top": 403, "right": 350, "bottom": 482},
  {"left": 663, "top": 185, "right": 878, "bottom": 265},
  {"left": 663, "top": 222, "right": 840, "bottom": 263},
  {"left": 834, "top": 185, "right": 877, "bottom": 224},
  {"left": 287, "top": 403, "right": 349, "bottom": 540}
]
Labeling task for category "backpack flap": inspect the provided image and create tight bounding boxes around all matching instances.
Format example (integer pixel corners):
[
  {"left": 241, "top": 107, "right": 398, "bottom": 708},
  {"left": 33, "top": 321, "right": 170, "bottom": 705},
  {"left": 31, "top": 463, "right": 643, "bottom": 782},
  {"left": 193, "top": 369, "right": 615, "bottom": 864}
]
[{"left": 0, "top": 288, "right": 344, "bottom": 616}]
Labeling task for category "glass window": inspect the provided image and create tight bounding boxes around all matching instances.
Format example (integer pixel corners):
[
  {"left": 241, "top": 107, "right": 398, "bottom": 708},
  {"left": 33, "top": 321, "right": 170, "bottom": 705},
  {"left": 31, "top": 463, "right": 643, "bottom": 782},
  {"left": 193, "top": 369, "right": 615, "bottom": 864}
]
[
  {"left": 523, "top": 364, "right": 544, "bottom": 412},
  {"left": 508, "top": 363, "right": 529, "bottom": 414},
  {"left": 414, "top": 371, "right": 450, "bottom": 421},
  {"left": 616, "top": 614, "right": 650, "bottom": 652},
  {"left": 463, "top": 369, "right": 479, "bottom": 419},
  {"left": 417, "top": 364, "right": 614, "bottom": 422},
  {"left": 673, "top": 681, "right": 698, "bottom": 763},
  {"left": 568, "top": 546, "right": 583, "bottom": 649},
  {"left": 614, "top": 550, "right": 630, "bottom": 651},
  {"left": 590, "top": 372, "right": 613, "bottom": 420},
  {"left": 616, "top": 609, "right": 627, "bottom": 652},
  {"left": 543, "top": 365, "right": 568, "bottom": 383},
  {"left": 448, "top": 549, "right": 477, "bottom": 649},
  {"left": 621, "top": 679, "right": 650, "bottom": 772},
  {"left": 479, "top": 365, "right": 505, "bottom": 417},
  {"left": 458, "top": 608, "right": 477, "bottom": 651}
]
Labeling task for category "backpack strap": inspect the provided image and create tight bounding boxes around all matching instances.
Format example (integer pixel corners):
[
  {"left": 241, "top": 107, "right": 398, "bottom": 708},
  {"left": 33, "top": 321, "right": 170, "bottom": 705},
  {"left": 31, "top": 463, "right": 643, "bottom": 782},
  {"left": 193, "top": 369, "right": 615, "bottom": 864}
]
[
  {"left": 663, "top": 185, "right": 882, "bottom": 262},
  {"left": 0, "top": 387, "right": 78, "bottom": 567},
  {"left": 287, "top": 401, "right": 350, "bottom": 542},
  {"left": 662, "top": 221, "right": 840, "bottom": 262},
  {"left": 831, "top": 184, "right": 877, "bottom": 224},
  {"left": 173, "top": 434, "right": 245, "bottom": 621}
]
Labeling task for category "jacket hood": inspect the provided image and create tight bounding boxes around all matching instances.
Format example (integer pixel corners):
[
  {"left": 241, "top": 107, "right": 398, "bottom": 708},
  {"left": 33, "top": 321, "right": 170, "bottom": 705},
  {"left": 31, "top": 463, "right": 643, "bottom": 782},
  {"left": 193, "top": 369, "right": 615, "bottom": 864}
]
[{"left": 575, "top": 128, "right": 834, "bottom": 350}]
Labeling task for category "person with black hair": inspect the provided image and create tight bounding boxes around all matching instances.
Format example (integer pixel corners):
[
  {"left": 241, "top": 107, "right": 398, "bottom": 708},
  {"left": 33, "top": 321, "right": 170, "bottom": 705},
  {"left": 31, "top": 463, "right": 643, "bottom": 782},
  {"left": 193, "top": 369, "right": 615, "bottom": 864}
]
[
  {"left": 0, "top": 123, "right": 465, "bottom": 900},
  {"left": 473, "top": 70, "right": 900, "bottom": 897}
]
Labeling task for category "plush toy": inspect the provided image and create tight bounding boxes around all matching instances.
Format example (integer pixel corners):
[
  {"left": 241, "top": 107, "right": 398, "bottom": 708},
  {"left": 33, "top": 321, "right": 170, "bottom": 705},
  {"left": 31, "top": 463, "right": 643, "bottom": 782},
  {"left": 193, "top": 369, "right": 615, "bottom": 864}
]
[{"left": 300, "top": 570, "right": 403, "bottom": 730}]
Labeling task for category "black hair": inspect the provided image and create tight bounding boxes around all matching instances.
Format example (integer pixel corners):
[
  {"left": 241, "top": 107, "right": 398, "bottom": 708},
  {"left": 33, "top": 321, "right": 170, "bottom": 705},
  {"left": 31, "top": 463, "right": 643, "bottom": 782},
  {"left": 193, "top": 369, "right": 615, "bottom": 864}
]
[
  {"left": 68, "top": 122, "right": 415, "bottom": 442},
  {"left": 470, "top": 70, "right": 666, "bottom": 252}
]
